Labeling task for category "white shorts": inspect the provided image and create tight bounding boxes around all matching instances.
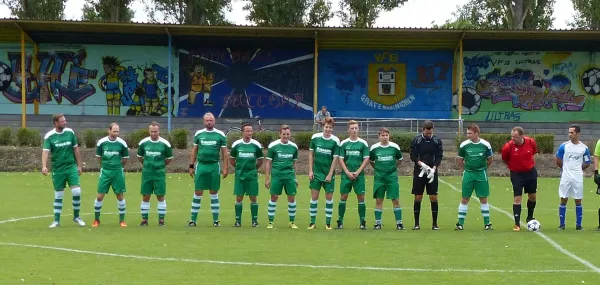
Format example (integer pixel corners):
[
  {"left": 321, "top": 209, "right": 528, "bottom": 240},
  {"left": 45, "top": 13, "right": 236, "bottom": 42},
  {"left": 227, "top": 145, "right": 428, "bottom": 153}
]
[{"left": 558, "top": 180, "right": 584, "bottom": 199}]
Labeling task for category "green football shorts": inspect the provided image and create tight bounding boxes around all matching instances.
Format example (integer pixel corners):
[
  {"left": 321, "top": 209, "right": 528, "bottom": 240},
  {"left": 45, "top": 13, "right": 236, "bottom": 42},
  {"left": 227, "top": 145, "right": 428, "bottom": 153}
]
[
  {"left": 97, "top": 168, "right": 126, "bottom": 194},
  {"left": 270, "top": 178, "right": 297, "bottom": 196},
  {"left": 194, "top": 162, "right": 221, "bottom": 191},
  {"left": 373, "top": 181, "right": 400, "bottom": 200},
  {"left": 340, "top": 175, "right": 366, "bottom": 195},
  {"left": 234, "top": 178, "right": 259, "bottom": 196},
  {"left": 141, "top": 172, "right": 167, "bottom": 196},
  {"left": 461, "top": 170, "right": 490, "bottom": 198},
  {"left": 52, "top": 166, "right": 80, "bottom": 191},
  {"left": 309, "top": 177, "right": 335, "bottom": 193}
]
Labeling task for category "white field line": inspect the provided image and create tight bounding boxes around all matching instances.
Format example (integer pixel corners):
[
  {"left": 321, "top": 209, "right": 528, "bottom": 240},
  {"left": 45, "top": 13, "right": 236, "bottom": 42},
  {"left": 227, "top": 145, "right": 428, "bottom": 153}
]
[
  {"left": 439, "top": 178, "right": 600, "bottom": 274},
  {"left": 0, "top": 242, "right": 593, "bottom": 274}
]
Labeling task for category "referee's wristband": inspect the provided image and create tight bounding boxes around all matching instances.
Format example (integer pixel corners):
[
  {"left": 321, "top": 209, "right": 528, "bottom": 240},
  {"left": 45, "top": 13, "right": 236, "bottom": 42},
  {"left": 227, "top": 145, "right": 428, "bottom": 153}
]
[{"left": 189, "top": 164, "right": 194, "bottom": 169}]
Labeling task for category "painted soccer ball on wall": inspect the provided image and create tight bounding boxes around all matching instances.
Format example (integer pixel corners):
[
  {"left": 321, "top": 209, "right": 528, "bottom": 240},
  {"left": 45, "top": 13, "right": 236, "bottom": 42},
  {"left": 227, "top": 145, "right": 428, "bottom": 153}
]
[
  {"left": 452, "top": 86, "right": 482, "bottom": 115},
  {"left": 0, "top": 63, "right": 12, "bottom": 92},
  {"left": 582, "top": 67, "right": 600, "bottom": 96}
]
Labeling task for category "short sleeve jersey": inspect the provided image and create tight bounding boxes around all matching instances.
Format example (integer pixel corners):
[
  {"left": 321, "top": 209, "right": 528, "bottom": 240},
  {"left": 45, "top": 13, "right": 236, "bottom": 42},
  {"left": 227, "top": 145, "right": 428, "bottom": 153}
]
[
  {"left": 193, "top": 128, "right": 226, "bottom": 163},
  {"left": 95, "top": 136, "right": 129, "bottom": 170},
  {"left": 267, "top": 139, "right": 298, "bottom": 180},
  {"left": 458, "top": 139, "right": 493, "bottom": 172},
  {"left": 369, "top": 142, "right": 403, "bottom": 181},
  {"left": 339, "top": 138, "right": 370, "bottom": 176},
  {"left": 556, "top": 141, "right": 591, "bottom": 183},
  {"left": 230, "top": 139, "right": 264, "bottom": 180},
  {"left": 43, "top": 128, "right": 78, "bottom": 173},
  {"left": 594, "top": 139, "right": 600, "bottom": 157},
  {"left": 309, "top": 133, "right": 340, "bottom": 177},
  {"left": 136, "top": 137, "right": 173, "bottom": 174}
]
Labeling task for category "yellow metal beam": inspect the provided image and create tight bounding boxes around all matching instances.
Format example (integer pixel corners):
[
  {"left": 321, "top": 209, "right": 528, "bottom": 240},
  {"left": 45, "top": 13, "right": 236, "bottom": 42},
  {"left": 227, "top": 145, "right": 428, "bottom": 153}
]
[
  {"left": 20, "top": 30, "right": 26, "bottom": 128},
  {"left": 313, "top": 30, "right": 319, "bottom": 119},
  {"left": 14, "top": 23, "right": 35, "bottom": 44}
]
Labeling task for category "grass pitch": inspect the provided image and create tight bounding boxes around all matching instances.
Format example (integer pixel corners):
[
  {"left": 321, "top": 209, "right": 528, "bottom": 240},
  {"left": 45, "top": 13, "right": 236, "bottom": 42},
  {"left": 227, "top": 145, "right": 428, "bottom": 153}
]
[{"left": 1, "top": 173, "right": 600, "bottom": 284}]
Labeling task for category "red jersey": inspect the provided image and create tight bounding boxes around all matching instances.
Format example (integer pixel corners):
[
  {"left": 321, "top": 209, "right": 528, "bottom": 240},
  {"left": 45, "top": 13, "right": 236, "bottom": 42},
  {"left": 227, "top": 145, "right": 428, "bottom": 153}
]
[{"left": 501, "top": 136, "right": 537, "bottom": 172}]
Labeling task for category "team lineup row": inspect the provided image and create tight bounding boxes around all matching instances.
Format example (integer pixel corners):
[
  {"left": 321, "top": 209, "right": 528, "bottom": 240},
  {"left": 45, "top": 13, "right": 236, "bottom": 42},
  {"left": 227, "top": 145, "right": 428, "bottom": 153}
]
[{"left": 41, "top": 113, "right": 600, "bottom": 231}]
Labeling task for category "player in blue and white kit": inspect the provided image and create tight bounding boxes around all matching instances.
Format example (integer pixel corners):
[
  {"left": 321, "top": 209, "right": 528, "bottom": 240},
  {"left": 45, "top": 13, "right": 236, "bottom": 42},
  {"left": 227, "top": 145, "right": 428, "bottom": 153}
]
[{"left": 555, "top": 124, "right": 591, "bottom": 230}]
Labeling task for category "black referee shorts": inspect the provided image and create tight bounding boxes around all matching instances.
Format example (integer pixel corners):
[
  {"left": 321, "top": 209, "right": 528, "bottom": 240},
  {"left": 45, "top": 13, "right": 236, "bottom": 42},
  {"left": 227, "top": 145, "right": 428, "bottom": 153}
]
[
  {"left": 411, "top": 169, "right": 439, "bottom": 196},
  {"left": 510, "top": 168, "right": 538, "bottom": 197}
]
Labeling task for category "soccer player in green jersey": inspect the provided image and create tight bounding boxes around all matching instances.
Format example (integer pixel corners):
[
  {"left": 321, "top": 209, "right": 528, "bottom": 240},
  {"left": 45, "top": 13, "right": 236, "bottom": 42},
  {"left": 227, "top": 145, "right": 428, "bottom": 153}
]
[
  {"left": 93, "top": 123, "right": 129, "bottom": 228},
  {"left": 456, "top": 124, "right": 493, "bottom": 230},
  {"left": 188, "top": 112, "right": 229, "bottom": 227},
  {"left": 229, "top": 123, "right": 264, "bottom": 227},
  {"left": 137, "top": 121, "right": 173, "bottom": 226},
  {"left": 336, "top": 120, "right": 370, "bottom": 230},
  {"left": 265, "top": 125, "right": 299, "bottom": 229},
  {"left": 594, "top": 138, "right": 600, "bottom": 230},
  {"left": 308, "top": 117, "right": 340, "bottom": 230},
  {"left": 369, "top": 128, "right": 405, "bottom": 230},
  {"left": 42, "top": 114, "right": 85, "bottom": 228}
]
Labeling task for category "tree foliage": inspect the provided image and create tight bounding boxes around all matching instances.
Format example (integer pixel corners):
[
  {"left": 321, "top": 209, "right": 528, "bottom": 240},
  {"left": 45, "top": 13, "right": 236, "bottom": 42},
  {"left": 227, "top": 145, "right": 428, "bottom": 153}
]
[
  {"left": 438, "top": 0, "right": 555, "bottom": 30},
  {"left": 1, "top": 0, "right": 66, "bottom": 20},
  {"left": 570, "top": 0, "right": 600, "bottom": 29},
  {"left": 337, "top": 0, "right": 408, "bottom": 28},
  {"left": 82, "top": 0, "right": 135, "bottom": 22},
  {"left": 143, "top": 0, "right": 232, "bottom": 25},
  {"left": 243, "top": 0, "right": 333, "bottom": 27}
]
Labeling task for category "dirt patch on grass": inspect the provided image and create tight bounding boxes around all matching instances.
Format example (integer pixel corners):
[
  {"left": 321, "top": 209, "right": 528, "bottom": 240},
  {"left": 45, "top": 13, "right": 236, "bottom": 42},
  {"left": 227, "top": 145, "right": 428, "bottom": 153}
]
[{"left": 2, "top": 147, "right": 590, "bottom": 178}]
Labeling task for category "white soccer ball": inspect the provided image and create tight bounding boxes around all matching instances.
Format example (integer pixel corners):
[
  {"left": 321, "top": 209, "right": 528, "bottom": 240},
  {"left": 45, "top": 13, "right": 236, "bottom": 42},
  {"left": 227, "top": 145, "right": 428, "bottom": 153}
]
[
  {"left": 582, "top": 68, "right": 600, "bottom": 95},
  {"left": 527, "top": 219, "right": 541, "bottom": 232}
]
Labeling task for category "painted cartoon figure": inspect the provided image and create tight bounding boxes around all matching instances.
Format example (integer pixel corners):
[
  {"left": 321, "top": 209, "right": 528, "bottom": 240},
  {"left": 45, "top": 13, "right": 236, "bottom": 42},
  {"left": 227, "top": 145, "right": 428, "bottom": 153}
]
[
  {"left": 157, "top": 87, "right": 176, "bottom": 117},
  {"left": 127, "top": 87, "right": 145, "bottom": 116},
  {"left": 99, "top": 56, "right": 126, "bottom": 115},
  {"left": 142, "top": 68, "right": 161, "bottom": 114},
  {"left": 189, "top": 65, "right": 214, "bottom": 106}
]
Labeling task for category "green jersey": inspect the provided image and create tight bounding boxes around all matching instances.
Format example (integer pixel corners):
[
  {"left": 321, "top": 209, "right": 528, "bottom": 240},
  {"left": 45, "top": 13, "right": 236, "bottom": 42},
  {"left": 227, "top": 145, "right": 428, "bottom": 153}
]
[
  {"left": 594, "top": 139, "right": 600, "bottom": 157},
  {"left": 458, "top": 139, "right": 493, "bottom": 172},
  {"left": 95, "top": 136, "right": 129, "bottom": 170},
  {"left": 339, "top": 137, "right": 370, "bottom": 176},
  {"left": 309, "top": 133, "right": 340, "bottom": 179},
  {"left": 136, "top": 137, "right": 173, "bottom": 175},
  {"left": 267, "top": 139, "right": 298, "bottom": 180},
  {"left": 230, "top": 139, "right": 264, "bottom": 180},
  {"left": 369, "top": 142, "right": 403, "bottom": 180},
  {"left": 193, "top": 128, "right": 227, "bottom": 163},
  {"left": 43, "top": 128, "right": 79, "bottom": 173}
]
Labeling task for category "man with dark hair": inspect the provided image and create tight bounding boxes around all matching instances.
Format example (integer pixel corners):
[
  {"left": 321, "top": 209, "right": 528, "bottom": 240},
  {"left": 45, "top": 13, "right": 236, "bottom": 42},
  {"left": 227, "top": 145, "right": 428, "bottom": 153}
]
[
  {"left": 409, "top": 120, "right": 443, "bottom": 230},
  {"left": 229, "top": 123, "right": 264, "bottom": 227},
  {"left": 555, "top": 124, "right": 591, "bottom": 230},
  {"left": 501, "top": 126, "right": 538, "bottom": 231}
]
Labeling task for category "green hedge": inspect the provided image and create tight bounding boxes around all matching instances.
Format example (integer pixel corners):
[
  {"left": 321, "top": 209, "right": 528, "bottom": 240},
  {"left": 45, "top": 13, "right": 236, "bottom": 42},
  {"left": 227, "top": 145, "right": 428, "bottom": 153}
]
[
  {"left": 455, "top": 133, "right": 555, "bottom": 154},
  {"left": 389, "top": 132, "right": 416, "bottom": 152},
  {"left": 0, "top": 127, "right": 12, "bottom": 145},
  {"left": 170, "top": 128, "right": 189, "bottom": 149},
  {"left": 293, "top": 132, "right": 313, "bottom": 150},
  {"left": 254, "top": 131, "right": 278, "bottom": 148},
  {"left": 83, "top": 129, "right": 107, "bottom": 148},
  {"left": 16, "top": 128, "right": 41, "bottom": 147},
  {"left": 124, "top": 129, "right": 150, "bottom": 148}
]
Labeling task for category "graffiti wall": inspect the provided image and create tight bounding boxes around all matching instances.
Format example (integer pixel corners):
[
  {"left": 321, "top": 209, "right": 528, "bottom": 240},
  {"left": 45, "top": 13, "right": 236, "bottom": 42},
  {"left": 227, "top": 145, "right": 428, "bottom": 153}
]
[
  {"left": 177, "top": 47, "right": 314, "bottom": 119},
  {"left": 317, "top": 50, "right": 453, "bottom": 119},
  {"left": 0, "top": 43, "right": 178, "bottom": 117},
  {"left": 453, "top": 51, "right": 600, "bottom": 122}
]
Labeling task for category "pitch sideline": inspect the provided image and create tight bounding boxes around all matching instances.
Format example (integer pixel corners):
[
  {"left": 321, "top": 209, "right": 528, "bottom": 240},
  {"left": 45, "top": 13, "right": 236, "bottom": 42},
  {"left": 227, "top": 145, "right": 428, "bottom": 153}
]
[
  {"left": 439, "top": 179, "right": 600, "bottom": 274},
  {"left": 0, "top": 242, "right": 593, "bottom": 274}
]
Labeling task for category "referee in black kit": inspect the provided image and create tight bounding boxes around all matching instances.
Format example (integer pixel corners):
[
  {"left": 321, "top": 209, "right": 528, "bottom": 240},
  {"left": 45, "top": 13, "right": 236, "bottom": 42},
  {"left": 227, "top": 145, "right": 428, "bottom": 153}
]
[{"left": 409, "top": 120, "right": 444, "bottom": 230}]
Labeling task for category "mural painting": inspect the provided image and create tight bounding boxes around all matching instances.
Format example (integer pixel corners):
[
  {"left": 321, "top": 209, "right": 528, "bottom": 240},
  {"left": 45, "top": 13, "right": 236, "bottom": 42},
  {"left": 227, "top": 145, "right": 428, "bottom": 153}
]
[
  {"left": 0, "top": 43, "right": 177, "bottom": 117},
  {"left": 453, "top": 51, "right": 600, "bottom": 122},
  {"left": 177, "top": 47, "right": 314, "bottom": 119},
  {"left": 317, "top": 50, "right": 454, "bottom": 119}
]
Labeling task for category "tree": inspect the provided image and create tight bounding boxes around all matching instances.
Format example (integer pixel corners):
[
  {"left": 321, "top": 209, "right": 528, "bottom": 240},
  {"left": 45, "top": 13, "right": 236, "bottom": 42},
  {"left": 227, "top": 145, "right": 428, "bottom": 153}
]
[
  {"left": 82, "top": 0, "right": 135, "bottom": 22},
  {"left": 439, "top": 0, "right": 555, "bottom": 30},
  {"left": 1, "top": 0, "right": 66, "bottom": 20},
  {"left": 570, "top": 0, "right": 600, "bottom": 29},
  {"left": 337, "top": 0, "right": 408, "bottom": 28},
  {"left": 143, "top": 0, "right": 232, "bottom": 25},
  {"left": 243, "top": 0, "right": 333, "bottom": 27}
]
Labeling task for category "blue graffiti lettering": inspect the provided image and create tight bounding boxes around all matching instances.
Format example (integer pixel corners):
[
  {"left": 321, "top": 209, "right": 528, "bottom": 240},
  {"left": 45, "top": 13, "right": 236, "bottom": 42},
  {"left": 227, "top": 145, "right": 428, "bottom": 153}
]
[
  {"left": 151, "top": 63, "right": 173, "bottom": 84},
  {"left": 1, "top": 49, "right": 98, "bottom": 104},
  {"left": 119, "top": 66, "right": 138, "bottom": 106},
  {"left": 463, "top": 55, "right": 491, "bottom": 81},
  {"left": 485, "top": 111, "right": 521, "bottom": 122}
]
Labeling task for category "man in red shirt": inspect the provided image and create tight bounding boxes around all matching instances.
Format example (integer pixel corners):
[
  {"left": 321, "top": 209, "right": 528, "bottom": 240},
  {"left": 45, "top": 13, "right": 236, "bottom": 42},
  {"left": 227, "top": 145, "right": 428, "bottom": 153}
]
[{"left": 501, "top": 126, "right": 538, "bottom": 231}]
